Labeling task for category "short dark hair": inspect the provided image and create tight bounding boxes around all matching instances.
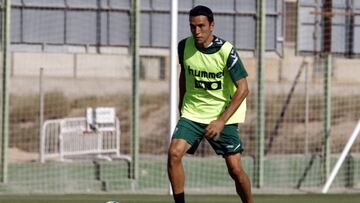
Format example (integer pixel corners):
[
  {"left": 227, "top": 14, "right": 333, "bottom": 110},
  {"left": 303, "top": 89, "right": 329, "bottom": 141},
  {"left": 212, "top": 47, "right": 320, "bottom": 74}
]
[{"left": 189, "top": 5, "right": 214, "bottom": 23}]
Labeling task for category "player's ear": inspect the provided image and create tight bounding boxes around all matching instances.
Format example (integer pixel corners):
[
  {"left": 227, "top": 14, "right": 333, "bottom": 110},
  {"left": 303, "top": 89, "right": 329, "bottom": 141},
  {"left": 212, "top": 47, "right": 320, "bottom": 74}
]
[{"left": 210, "top": 21, "right": 214, "bottom": 32}]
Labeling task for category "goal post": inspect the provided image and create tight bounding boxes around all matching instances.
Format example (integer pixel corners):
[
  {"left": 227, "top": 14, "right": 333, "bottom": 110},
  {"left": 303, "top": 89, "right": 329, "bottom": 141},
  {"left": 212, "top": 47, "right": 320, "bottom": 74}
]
[{"left": 322, "top": 120, "right": 360, "bottom": 193}]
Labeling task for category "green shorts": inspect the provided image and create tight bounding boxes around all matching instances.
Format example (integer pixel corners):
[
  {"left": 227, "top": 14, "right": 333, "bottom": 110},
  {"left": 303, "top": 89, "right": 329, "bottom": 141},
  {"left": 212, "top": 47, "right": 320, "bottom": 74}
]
[{"left": 172, "top": 117, "right": 244, "bottom": 156}]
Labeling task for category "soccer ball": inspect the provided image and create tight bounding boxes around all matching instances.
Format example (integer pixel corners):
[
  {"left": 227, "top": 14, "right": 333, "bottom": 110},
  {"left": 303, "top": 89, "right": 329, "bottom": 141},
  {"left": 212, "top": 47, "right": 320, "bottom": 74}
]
[{"left": 105, "top": 201, "right": 119, "bottom": 203}]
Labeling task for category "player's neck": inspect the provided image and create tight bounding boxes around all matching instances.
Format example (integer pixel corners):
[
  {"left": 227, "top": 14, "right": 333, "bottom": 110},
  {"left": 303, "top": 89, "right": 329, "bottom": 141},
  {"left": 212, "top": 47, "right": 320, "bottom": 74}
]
[{"left": 197, "top": 35, "right": 214, "bottom": 48}]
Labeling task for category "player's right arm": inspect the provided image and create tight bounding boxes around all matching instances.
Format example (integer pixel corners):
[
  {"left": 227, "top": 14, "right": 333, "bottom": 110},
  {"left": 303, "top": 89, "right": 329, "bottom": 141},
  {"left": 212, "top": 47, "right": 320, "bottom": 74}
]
[
  {"left": 178, "top": 65, "right": 185, "bottom": 115},
  {"left": 178, "top": 39, "right": 187, "bottom": 116}
]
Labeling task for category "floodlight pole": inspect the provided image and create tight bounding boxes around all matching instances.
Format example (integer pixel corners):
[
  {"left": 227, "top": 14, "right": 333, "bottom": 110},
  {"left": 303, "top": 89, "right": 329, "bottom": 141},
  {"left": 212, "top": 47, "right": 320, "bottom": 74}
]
[
  {"left": 322, "top": 0, "right": 332, "bottom": 182},
  {"left": 0, "top": 0, "right": 11, "bottom": 183},
  {"left": 130, "top": 0, "right": 140, "bottom": 188},
  {"left": 255, "top": 0, "right": 265, "bottom": 188},
  {"left": 323, "top": 54, "right": 332, "bottom": 180}
]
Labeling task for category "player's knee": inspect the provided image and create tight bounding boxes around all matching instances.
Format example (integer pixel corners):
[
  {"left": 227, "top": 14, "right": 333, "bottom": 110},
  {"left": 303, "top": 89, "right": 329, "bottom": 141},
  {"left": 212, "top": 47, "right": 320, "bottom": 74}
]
[
  {"left": 228, "top": 167, "right": 244, "bottom": 180},
  {"left": 168, "top": 147, "right": 184, "bottom": 163}
]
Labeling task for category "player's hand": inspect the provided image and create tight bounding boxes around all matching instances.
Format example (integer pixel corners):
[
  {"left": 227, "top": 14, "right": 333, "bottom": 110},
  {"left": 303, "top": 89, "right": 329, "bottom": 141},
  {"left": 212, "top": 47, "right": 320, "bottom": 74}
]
[{"left": 205, "top": 119, "right": 225, "bottom": 140}]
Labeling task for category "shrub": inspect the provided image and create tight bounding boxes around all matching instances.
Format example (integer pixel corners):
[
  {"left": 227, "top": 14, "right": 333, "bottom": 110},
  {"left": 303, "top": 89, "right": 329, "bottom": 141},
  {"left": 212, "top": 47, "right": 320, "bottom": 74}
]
[{"left": 44, "top": 91, "right": 70, "bottom": 119}]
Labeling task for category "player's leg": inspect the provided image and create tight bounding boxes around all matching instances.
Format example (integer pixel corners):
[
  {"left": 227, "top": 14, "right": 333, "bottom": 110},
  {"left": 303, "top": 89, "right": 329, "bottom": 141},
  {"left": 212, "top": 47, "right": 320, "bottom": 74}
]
[
  {"left": 207, "top": 124, "right": 253, "bottom": 203},
  {"left": 167, "top": 138, "right": 191, "bottom": 195},
  {"left": 168, "top": 118, "right": 205, "bottom": 203},
  {"left": 224, "top": 153, "right": 253, "bottom": 203}
]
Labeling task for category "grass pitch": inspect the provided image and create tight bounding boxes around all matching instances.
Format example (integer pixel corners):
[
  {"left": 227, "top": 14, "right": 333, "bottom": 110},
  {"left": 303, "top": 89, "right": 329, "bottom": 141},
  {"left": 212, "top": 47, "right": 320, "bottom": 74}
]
[{"left": 0, "top": 194, "right": 359, "bottom": 203}]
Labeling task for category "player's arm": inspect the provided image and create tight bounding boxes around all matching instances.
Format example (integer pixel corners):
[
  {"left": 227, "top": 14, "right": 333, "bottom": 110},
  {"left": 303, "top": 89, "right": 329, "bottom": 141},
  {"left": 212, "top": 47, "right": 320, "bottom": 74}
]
[
  {"left": 178, "top": 65, "right": 185, "bottom": 115},
  {"left": 178, "top": 39, "right": 187, "bottom": 115},
  {"left": 219, "top": 78, "right": 248, "bottom": 122},
  {"left": 205, "top": 48, "right": 248, "bottom": 139},
  {"left": 205, "top": 78, "right": 248, "bottom": 139}
]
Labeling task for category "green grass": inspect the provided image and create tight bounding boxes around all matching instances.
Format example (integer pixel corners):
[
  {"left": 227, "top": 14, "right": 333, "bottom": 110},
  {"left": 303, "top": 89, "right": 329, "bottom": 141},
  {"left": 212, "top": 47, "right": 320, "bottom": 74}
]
[
  {"left": 6, "top": 156, "right": 360, "bottom": 193},
  {"left": 0, "top": 194, "right": 359, "bottom": 203}
]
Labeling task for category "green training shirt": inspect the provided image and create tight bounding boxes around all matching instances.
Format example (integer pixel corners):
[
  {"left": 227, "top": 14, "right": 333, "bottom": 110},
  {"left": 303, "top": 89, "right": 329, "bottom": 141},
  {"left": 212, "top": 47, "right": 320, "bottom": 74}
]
[{"left": 178, "top": 36, "right": 248, "bottom": 124}]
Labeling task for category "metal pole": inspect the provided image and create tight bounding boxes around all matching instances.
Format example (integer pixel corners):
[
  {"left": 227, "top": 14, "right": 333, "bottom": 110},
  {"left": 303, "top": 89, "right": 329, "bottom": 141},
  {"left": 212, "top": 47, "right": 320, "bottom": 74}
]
[
  {"left": 255, "top": 0, "right": 265, "bottom": 188},
  {"left": 168, "top": 0, "right": 178, "bottom": 195},
  {"left": 304, "top": 61, "right": 309, "bottom": 155},
  {"left": 322, "top": 0, "right": 332, "bottom": 181},
  {"left": 130, "top": 0, "right": 140, "bottom": 187},
  {"left": 169, "top": 0, "right": 178, "bottom": 152},
  {"left": 324, "top": 54, "right": 332, "bottom": 180},
  {"left": 322, "top": 120, "right": 360, "bottom": 193},
  {"left": 39, "top": 68, "right": 44, "bottom": 162},
  {"left": 1, "top": 0, "right": 11, "bottom": 183}
]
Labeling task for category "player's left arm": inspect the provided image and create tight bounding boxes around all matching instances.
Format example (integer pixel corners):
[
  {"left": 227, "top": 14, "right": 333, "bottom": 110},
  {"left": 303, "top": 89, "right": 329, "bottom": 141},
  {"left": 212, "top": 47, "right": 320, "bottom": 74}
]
[
  {"left": 205, "top": 78, "right": 249, "bottom": 139},
  {"left": 205, "top": 48, "right": 249, "bottom": 140}
]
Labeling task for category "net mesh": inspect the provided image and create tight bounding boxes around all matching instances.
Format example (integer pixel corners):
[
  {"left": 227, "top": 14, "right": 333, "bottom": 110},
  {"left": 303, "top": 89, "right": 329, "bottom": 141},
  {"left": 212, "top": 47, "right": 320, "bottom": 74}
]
[{"left": 0, "top": 0, "right": 359, "bottom": 195}]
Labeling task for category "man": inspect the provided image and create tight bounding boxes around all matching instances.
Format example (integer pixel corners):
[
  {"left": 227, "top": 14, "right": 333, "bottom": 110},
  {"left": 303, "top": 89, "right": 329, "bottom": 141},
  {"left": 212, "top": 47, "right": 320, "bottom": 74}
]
[{"left": 167, "top": 5, "right": 254, "bottom": 203}]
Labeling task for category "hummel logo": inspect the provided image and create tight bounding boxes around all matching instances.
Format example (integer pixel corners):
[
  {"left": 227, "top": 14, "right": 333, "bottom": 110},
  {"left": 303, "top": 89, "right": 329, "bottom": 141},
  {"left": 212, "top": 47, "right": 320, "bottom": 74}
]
[
  {"left": 230, "top": 49, "right": 237, "bottom": 59},
  {"left": 229, "top": 49, "right": 239, "bottom": 70},
  {"left": 215, "top": 38, "right": 224, "bottom": 45}
]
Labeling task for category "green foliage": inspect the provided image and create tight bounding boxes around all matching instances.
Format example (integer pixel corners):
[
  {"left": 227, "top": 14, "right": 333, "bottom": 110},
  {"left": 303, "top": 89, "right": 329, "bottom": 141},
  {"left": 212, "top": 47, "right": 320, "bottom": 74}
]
[
  {"left": 44, "top": 91, "right": 70, "bottom": 119},
  {"left": 263, "top": 95, "right": 360, "bottom": 123},
  {"left": 8, "top": 92, "right": 360, "bottom": 154},
  {"left": 71, "top": 96, "right": 101, "bottom": 109},
  {"left": 10, "top": 91, "right": 70, "bottom": 123},
  {"left": 9, "top": 91, "right": 70, "bottom": 152},
  {"left": 10, "top": 95, "right": 38, "bottom": 123}
]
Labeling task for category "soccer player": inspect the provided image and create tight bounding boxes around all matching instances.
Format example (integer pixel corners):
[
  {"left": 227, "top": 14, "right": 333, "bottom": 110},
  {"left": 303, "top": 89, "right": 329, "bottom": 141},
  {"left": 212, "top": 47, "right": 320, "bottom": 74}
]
[{"left": 167, "top": 5, "right": 254, "bottom": 203}]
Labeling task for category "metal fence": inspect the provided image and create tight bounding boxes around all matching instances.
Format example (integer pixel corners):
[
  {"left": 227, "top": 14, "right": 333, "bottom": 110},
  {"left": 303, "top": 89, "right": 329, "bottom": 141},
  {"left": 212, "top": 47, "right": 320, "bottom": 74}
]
[{"left": 0, "top": 0, "right": 360, "bottom": 195}]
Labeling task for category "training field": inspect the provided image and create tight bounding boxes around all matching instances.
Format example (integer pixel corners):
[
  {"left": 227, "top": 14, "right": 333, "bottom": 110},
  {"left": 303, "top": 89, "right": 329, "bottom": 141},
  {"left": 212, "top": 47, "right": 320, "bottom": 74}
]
[
  {"left": 0, "top": 194, "right": 359, "bottom": 203},
  {"left": 1, "top": 0, "right": 360, "bottom": 201}
]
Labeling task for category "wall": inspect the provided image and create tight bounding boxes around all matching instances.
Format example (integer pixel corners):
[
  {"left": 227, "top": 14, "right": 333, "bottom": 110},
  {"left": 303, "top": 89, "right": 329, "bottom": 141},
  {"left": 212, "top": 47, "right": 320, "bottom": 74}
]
[{"left": 10, "top": 45, "right": 360, "bottom": 85}]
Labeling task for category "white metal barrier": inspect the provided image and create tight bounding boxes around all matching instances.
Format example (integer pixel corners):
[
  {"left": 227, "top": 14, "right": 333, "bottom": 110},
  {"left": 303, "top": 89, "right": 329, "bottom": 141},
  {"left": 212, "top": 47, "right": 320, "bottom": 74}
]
[{"left": 40, "top": 115, "right": 130, "bottom": 163}]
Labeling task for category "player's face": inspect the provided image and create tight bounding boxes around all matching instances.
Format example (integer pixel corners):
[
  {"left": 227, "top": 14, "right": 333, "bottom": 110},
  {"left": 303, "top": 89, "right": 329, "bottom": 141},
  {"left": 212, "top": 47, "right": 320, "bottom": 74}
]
[{"left": 189, "top": 15, "right": 214, "bottom": 48}]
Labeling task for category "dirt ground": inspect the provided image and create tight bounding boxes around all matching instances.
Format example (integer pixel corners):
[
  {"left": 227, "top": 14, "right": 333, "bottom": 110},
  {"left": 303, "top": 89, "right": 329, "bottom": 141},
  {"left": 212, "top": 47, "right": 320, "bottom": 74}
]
[
  {"left": 7, "top": 76, "right": 360, "bottom": 163},
  {"left": 10, "top": 76, "right": 169, "bottom": 97},
  {"left": 9, "top": 147, "right": 38, "bottom": 163},
  {"left": 10, "top": 76, "right": 360, "bottom": 97}
]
